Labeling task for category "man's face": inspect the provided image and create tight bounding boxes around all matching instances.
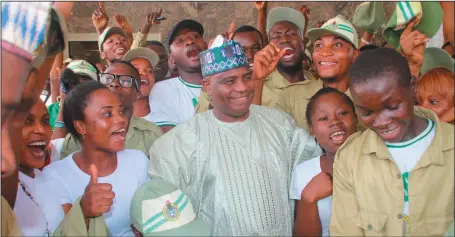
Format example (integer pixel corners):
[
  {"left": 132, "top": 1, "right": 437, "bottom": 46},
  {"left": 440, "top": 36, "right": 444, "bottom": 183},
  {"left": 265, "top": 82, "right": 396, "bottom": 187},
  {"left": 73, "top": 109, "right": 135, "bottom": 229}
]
[
  {"left": 269, "top": 21, "right": 304, "bottom": 70},
  {"left": 351, "top": 74, "right": 415, "bottom": 143},
  {"left": 169, "top": 29, "right": 208, "bottom": 73},
  {"left": 130, "top": 58, "right": 155, "bottom": 99},
  {"left": 101, "top": 33, "right": 130, "bottom": 63},
  {"left": 313, "top": 35, "right": 358, "bottom": 81},
  {"left": 232, "top": 31, "right": 263, "bottom": 66},
  {"left": 104, "top": 63, "right": 139, "bottom": 117},
  {"left": 146, "top": 44, "right": 169, "bottom": 81},
  {"left": 203, "top": 67, "right": 254, "bottom": 121}
]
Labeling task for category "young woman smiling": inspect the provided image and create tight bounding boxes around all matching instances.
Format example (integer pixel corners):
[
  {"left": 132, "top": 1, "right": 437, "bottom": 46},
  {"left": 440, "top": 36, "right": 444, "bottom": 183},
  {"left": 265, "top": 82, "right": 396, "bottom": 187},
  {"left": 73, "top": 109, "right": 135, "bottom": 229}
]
[{"left": 292, "top": 87, "right": 358, "bottom": 237}]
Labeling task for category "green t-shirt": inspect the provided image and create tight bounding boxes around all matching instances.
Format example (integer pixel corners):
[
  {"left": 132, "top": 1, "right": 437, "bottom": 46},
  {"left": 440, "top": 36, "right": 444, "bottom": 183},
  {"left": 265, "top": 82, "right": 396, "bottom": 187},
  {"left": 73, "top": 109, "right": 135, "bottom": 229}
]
[{"left": 47, "top": 102, "right": 60, "bottom": 131}]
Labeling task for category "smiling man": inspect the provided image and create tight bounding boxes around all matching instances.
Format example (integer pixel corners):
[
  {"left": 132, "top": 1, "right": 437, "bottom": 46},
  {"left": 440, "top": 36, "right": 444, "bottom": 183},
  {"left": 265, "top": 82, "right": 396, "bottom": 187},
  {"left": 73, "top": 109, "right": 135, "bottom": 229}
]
[
  {"left": 98, "top": 27, "right": 130, "bottom": 66},
  {"left": 149, "top": 36, "right": 321, "bottom": 236},
  {"left": 252, "top": 7, "right": 319, "bottom": 110},
  {"left": 331, "top": 48, "right": 454, "bottom": 236},
  {"left": 148, "top": 19, "right": 208, "bottom": 133},
  {"left": 276, "top": 15, "right": 360, "bottom": 129}
]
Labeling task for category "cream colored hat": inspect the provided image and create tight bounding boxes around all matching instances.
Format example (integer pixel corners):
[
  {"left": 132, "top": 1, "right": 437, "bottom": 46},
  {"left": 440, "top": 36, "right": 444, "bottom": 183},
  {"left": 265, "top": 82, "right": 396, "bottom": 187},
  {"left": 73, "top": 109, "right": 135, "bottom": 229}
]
[{"left": 307, "top": 15, "right": 359, "bottom": 49}]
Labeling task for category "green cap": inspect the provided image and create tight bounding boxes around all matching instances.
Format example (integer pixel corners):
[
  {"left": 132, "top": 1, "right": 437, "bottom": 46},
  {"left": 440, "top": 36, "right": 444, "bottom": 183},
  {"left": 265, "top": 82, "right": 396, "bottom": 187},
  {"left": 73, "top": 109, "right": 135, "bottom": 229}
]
[
  {"left": 266, "top": 7, "right": 305, "bottom": 34},
  {"left": 66, "top": 60, "right": 98, "bottom": 81},
  {"left": 352, "top": 2, "right": 385, "bottom": 34},
  {"left": 421, "top": 47, "right": 455, "bottom": 75},
  {"left": 383, "top": 2, "right": 443, "bottom": 49},
  {"left": 98, "top": 27, "right": 127, "bottom": 52},
  {"left": 130, "top": 177, "right": 211, "bottom": 236},
  {"left": 307, "top": 15, "right": 359, "bottom": 49},
  {"left": 123, "top": 47, "right": 159, "bottom": 68}
]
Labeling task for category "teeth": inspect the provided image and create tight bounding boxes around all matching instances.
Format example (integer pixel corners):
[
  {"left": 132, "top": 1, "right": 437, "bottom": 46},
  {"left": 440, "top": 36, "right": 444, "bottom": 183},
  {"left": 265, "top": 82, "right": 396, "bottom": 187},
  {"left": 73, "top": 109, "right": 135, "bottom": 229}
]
[
  {"left": 141, "top": 80, "right": 148, "bottom": 85},
  {"left": 320, "top": 61, "right": 336, "bottom": 66},
  {"left": 28, "top": 141, "right": 47, "bottom": 146},
  {"left": 284, "top": 47, "right": 294, "bottom": 52},
  {"left": 115, "top": 48, "right": 125, "bottom": 53},
  {"left": 330, "top": 131, "right": 346, "bottom": 138},
  {"left": 115, "top": 128, "right": 126, "bottom": 133}
]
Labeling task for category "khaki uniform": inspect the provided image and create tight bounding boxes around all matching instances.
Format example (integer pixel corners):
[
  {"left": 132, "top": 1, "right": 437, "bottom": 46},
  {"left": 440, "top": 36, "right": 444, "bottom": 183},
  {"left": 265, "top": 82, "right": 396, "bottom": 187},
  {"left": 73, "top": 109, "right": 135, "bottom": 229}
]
[
  {"left": 275, "top": 79, "right": 323, "bottom": 130},
  {"left": 195, "top": 69, "right": 315, "bottom": 114},
  {"left": 60, "top": 116, "right": 162, "bottom": 159},
  {"left": 2, "top": 196, "right": 22, "bottom": 236},
  {"left": 331, "top": 106, "right": 454, "bottom": 236}
]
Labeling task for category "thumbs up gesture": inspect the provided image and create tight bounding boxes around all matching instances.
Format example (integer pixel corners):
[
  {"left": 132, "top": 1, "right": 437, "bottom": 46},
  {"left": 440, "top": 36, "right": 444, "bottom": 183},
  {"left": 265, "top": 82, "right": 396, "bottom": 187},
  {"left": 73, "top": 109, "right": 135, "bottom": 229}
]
[{"left": 81, "top": 164, "right": 115, "bottom": 218}]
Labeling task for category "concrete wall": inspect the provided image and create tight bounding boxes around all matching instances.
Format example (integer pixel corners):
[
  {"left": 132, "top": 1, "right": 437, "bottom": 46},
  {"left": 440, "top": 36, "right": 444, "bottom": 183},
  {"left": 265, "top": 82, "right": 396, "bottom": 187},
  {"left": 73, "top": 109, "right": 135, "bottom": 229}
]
[{"left": 68, "top": 1, "right": 395, "bottom": 47}]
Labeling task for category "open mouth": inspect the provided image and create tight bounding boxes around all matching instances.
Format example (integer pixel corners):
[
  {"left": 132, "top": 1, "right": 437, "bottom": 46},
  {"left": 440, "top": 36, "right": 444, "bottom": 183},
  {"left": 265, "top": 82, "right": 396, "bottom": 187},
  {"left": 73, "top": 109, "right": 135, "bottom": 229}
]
[
  {"left": 27, "top": 140, "right": 48, "bottom": 159},
  {"left": 319, "top": 61, "right": 337, "bottom": 66},
  {"left": 115, "top": 47, "right": 126, "bottom": 54},
  {"left": 111, "top": 128, "right": 126, "bottom": 141},
  {"left": 282, "top": 47, "right": 295, "bottom": 59},
  {"left": 140, "top": 80, "right": 149, "bottom": 86},
  {"left": 329, "top": 131, "right": 347, "bottom": 143},
  {"left": 378, "top": 126, "right": 400, "bottom": 141},
  {"left": 186, "top": 48, "right": 201, "bottom": 59}
]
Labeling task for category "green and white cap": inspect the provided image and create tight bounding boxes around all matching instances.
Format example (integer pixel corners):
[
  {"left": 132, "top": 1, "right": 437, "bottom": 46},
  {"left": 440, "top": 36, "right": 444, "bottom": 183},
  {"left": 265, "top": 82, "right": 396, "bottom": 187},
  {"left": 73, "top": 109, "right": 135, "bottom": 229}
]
[
  {"left": 421, "top": 47, "right": 454, "bottom": 75},
  {"left": 383, "top": 2, "right": 443, "bottom": 49},
  {"left": 130, "top": 177, "right": 211, "bottom": 236},
  {"left": 266, "top": 7, "right": 305, "bottom": 34},
  {"left": 66, "top": 60, "right": 98, "bottom": 81},
  {"left": 352, "top": 2, "right": 386, "bottom": 34},
  {"left": 307, "top": 15, "right": 359, "bottom": 49}
]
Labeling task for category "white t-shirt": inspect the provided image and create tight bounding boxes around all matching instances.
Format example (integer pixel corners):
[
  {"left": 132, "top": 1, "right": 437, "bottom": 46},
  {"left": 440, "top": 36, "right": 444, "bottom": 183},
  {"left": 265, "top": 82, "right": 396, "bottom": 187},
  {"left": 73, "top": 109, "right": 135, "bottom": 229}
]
[
  {"left": 386, "top": 119, "right": 435, "bottom": 215},
  {"left": 14, "top": 170, "right": 64, "bottom": 236},
  {"left": 290, "top": 157, "right": 332, "bottom": 237},
  {"left": 39, "top": 149, "right": 150, "bottom": 236},
  {"left": 148, "top": 76, "right": 202, "bottom": 127}
]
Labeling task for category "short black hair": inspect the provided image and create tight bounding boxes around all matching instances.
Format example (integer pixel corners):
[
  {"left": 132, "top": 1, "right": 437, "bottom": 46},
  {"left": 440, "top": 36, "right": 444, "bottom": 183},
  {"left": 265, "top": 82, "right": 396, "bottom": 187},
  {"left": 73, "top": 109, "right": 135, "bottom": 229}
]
[
  {"left": 62, "top": 81, "right": 107, "bottom": 142},
  {"left": 107, "top": 60, "right": 141, "bottom": 91},
  {"left": 305, "top": 87, "right": 356, "bottom": 126},
  {"left": 61, "top": 61, "right": 99, "bottom": 93},
  {"left": 359, "top": 44, "right": 379, "bottom": 52},
  {"left": 145, "top": 40, "right": 165, "bottom": 49},
  {"left": 349, "top": 47, "right": 412, "bottom": 87},
  {"left": 232, "top": 25, "right": 264, "bottom": 46}
]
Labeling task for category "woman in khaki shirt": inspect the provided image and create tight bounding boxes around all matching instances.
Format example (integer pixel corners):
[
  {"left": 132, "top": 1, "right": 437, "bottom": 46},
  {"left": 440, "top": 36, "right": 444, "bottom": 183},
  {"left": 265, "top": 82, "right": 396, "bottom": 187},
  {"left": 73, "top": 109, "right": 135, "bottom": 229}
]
[{"left": 331, "top": 48, "right": 454, "bottom": 236}]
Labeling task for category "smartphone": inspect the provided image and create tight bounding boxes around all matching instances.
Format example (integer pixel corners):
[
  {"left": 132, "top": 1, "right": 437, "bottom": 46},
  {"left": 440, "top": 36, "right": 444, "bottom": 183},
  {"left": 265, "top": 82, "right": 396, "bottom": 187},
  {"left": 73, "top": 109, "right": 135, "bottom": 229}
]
[{"left": 156, "top": 16, "right": 167, "bottom": 21}]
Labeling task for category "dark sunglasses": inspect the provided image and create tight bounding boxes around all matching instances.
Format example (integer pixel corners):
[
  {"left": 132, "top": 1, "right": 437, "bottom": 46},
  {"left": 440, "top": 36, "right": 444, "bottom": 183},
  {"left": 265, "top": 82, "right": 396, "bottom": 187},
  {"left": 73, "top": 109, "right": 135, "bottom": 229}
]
[{"left": 99, "top": 73, "right": 139, "bottom": 91}]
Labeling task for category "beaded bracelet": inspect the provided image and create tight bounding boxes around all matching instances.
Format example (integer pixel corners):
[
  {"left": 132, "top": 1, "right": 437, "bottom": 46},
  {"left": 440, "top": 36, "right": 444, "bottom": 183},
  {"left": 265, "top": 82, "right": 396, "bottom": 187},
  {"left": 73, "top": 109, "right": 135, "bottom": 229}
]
[{"left": 55, "top": 121, "right": 65, "bottom": 128}]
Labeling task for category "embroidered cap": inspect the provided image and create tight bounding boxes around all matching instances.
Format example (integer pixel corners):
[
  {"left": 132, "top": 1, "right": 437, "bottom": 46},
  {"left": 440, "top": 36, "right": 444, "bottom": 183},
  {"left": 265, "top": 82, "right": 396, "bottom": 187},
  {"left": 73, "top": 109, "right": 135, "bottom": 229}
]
[
  {"left": 421, "top": 47, "right": 454, "bottom": 75},
  {"left": 130, "top": 177, "right": 211, "bottom": 236},
  {"left": 200, "top": 35, "right": 249, "bottom": 78},
  {"left": 98, "top": 27, "right": 127, "bottom": 52},
  {"left": 352, "top": 2, "right": 386, "bottom": 34},
  {"left": 66, "top": 60, "right": 98, "bottom": 81},
  {"left": 307, "top": 15, "right": 359, "bottom": 49},
  {"left": 383, "top": 2, "right": 443, "bottom": 49},
  {"left": 266, "top": 7, "right": 306, "bottom": 34},
  {"left": 122, "top": 47, "right": 159, "bottom": 68}
]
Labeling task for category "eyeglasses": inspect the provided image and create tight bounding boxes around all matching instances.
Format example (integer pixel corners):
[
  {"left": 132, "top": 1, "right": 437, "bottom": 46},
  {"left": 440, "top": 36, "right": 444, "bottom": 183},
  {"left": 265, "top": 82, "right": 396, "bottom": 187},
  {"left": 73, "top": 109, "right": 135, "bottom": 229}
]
[{"left": 99, "top": 73, "right": 139, "bottom": 91}]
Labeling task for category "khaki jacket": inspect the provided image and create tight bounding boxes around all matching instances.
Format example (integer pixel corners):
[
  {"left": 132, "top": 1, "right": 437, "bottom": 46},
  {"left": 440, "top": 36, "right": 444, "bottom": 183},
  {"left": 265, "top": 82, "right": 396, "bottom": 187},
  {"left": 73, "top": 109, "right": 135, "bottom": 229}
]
[{"left": 331, "top": 106, "right": 454, "bottom": 236}]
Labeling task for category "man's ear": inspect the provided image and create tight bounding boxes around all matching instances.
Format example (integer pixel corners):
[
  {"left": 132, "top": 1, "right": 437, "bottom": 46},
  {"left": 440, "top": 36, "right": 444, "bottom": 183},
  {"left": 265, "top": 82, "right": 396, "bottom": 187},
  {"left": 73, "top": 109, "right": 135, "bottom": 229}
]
[
  {"left": 352, "top": 49, "right": 360, "bottom": 62},
  {"left": 100, "top": 51, "right": 106, "bottom": 60},
  {"left": 168, "top": 53, "right": 176, "bottom": 66},
  {"left": 309, "top": 125, "right": 314, "bottom": 137},
  {"left": 202, "top": 77, "right": 211, "bottom": 95}
]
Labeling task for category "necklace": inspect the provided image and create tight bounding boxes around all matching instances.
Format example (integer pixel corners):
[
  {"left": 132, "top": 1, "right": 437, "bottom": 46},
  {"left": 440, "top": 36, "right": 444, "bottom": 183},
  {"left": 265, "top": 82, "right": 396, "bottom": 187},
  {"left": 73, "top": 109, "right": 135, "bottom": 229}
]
[{"left": 19, "top": 179, "right": 51, "bottom": 237}]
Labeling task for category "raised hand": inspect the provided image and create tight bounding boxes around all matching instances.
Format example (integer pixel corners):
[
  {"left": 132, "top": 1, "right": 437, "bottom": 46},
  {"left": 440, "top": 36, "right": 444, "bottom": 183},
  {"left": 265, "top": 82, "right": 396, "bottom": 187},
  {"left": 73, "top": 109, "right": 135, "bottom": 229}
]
[
  {"left": 299, "top": 4, "right": 311, "bottom": 22},
  {"left": 114, "top": 13, "right": 133, "bottom": 35},
  {"left": 254, "top": 1, "right": 267, "bottom": 10},
  {"left": 400, "top": 14, "right": 427, "bottom": 66},
  {"left": 150, "top": 8, "right": 163, "bottom": 25},
  {"left": 92, "top": 2, "right": 109, "bottom": 34},
  {"left": 252, "top": 42, "right": 287, "bottom": 80},
  {"left": 207, "top": 21, "right": 236, "bottom": 48},
  {"left": 81, "top": 164, "right": 115, "bottom": 218},
  {"left": 301, "top": 172, "right": 333, "bottom": 203}
]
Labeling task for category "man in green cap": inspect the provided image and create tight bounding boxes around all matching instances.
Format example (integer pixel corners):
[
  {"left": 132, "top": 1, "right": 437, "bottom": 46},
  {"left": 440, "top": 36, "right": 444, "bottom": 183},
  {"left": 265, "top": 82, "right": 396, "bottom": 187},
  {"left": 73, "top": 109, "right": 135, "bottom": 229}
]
[
  {"left": 130, "top": 177, "right": 210, "bottom": 236},
  {"left": 149, "top": 36, "right": 321, "bottom": 236},
  {"left": 276, "top": 15, "right": 360, "bottom": 130},
  {"left": 251, "top": 6, "right": 318, "bottom": 108},
  {"left": 98, "top": 27, "right": 130, "bottom": 66}
]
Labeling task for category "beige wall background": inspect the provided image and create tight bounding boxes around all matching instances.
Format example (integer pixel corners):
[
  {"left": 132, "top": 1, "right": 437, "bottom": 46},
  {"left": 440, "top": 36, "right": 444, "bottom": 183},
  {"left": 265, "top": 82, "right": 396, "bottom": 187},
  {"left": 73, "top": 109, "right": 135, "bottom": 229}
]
[{"left": 69, "top": 1, "right": 396, "bottom": 48}]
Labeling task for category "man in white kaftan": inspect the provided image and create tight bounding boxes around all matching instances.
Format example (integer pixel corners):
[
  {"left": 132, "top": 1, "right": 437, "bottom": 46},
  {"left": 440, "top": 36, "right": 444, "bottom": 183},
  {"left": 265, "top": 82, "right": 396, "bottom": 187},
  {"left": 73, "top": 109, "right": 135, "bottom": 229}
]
[{"left": 149, "top": 36, "right": 321, "bottom": 236}]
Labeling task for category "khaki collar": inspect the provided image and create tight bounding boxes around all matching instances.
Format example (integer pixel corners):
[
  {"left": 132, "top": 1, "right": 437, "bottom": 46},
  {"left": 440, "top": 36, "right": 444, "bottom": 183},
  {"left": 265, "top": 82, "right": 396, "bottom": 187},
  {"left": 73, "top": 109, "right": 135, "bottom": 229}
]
[
  {"left": 264, "top": 69, "right": 315, "bottom": 89},
  {"left": 362, "top": 106, "right": 453, "bottom": 167}
]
